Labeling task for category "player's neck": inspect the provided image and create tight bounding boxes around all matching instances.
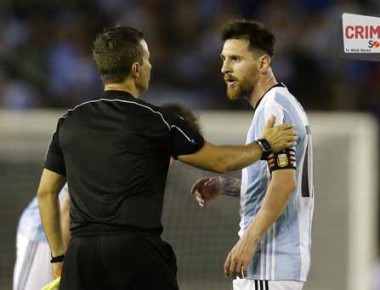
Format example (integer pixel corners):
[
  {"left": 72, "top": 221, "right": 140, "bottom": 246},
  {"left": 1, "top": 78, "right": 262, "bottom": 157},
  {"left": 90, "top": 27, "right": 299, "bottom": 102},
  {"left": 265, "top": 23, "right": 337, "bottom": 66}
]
[
  {"left": 104, "top": 79, "right": 140, "bottom": 98},
  {"left": 249, "top": 73, "right": 277, "bottom": 108}
]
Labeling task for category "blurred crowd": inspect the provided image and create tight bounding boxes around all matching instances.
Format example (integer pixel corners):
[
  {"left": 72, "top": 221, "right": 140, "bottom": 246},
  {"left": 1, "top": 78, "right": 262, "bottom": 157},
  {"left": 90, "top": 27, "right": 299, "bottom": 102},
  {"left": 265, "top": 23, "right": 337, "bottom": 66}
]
[{"left": 0, "top": 0, "right": 379, "bottom": 111}]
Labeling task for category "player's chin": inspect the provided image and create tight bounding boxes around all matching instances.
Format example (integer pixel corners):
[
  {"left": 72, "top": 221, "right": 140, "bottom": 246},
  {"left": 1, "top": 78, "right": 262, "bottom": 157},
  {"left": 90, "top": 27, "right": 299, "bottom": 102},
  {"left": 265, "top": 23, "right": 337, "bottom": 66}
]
[
  {"left": 226, "top": 87, "right": 241, "bottom": 101},
  {"left": 227, "top": 92, "right": 240, "bottom": 101}
]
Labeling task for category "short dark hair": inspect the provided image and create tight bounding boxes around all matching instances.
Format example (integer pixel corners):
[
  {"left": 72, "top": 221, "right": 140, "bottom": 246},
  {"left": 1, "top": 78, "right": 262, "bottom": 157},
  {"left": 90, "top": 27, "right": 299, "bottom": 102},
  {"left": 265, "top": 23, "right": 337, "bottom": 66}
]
[
  {"left": 221, "top": 19, "right": 275, "bottom": 57},
  {"left": 162, "top": 103, "right": 201, "bottom": 134},
  {"left": 93, "top": 27, "right": 144, "bottom": 83}
]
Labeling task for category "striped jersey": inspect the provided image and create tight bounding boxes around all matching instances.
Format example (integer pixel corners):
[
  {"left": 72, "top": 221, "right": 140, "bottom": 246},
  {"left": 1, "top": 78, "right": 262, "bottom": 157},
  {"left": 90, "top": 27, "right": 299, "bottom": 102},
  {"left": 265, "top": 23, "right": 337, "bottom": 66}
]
[
  {"left": 239, "top": 83, "right": 314, "bottom": 281},
  {"left": 17, "top": 184, "right": 69, "bottom": 241}
]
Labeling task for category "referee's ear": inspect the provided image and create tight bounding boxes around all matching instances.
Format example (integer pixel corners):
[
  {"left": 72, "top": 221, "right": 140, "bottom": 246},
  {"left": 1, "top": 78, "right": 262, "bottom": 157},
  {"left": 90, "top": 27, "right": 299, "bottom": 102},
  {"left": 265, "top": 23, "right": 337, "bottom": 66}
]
[{"left": 131, "top": 62, "right": 141, "bottom": 79}]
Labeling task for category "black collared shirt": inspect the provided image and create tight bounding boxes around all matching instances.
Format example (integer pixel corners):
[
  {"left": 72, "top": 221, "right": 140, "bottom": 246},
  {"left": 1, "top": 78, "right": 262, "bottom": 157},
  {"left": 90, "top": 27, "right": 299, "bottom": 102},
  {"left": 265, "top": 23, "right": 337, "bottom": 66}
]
[{"left": 44, "top": 90, "right": 204, "bottom": 235}]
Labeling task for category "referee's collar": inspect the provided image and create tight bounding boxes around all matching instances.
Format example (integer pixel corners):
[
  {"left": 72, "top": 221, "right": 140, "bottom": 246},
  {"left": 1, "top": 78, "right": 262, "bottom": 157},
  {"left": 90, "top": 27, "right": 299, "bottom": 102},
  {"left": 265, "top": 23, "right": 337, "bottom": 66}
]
[{"left": 101, "top": 90, "right": 136, "bottom": 100}]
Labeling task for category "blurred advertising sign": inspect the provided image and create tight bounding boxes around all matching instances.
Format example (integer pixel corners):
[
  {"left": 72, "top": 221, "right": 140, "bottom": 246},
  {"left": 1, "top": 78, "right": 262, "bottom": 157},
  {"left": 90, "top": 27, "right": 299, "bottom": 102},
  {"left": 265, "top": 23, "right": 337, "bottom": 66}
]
[{"left": 342, "top": 13, "right": 380, "bottom": 61}]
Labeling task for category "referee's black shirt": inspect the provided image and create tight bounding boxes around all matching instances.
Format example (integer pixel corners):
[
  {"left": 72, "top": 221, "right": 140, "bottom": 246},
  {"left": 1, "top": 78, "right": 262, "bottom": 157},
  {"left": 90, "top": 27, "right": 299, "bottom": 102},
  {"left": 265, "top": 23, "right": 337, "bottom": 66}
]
[{"left": 44, "top": 90, "right": 204, "bottom": 236}]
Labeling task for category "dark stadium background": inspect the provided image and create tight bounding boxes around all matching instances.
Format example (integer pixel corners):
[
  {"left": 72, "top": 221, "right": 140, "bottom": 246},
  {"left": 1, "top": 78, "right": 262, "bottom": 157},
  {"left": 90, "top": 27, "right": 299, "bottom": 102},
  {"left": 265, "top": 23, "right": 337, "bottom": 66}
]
[{"left": 0, "top": 1, "right": 379, "bottom": 289}]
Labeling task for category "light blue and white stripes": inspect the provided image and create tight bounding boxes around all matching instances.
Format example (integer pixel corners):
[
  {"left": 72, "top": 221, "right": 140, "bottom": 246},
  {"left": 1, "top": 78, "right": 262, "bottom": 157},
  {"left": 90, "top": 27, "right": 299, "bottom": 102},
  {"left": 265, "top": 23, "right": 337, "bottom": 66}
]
[{"left": 239, "top": 85, "right": 314, "bottom": 282}]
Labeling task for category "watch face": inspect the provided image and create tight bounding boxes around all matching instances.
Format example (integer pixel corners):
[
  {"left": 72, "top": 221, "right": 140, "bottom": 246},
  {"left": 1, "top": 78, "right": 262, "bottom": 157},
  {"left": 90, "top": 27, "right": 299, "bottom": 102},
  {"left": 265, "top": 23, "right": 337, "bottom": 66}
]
[{"left": 260, "top": 140, "right": 271, "bottom": 152}]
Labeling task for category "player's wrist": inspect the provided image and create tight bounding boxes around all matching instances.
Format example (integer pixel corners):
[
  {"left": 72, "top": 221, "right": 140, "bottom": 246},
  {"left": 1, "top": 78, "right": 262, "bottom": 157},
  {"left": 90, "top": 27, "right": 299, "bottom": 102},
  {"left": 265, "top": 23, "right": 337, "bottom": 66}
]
[
  {"left": 220, "top": 177, "right": 241, "bottom": 197},
  {"left": 254, "top": 138, "right": 272, "bottom": 160}
]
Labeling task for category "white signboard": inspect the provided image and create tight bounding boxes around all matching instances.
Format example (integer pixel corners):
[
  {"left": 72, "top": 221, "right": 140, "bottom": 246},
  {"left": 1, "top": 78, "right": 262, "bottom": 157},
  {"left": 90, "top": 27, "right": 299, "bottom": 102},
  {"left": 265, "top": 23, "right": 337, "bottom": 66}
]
[{"left": 342, "top": 13, "right": 380, "bottom": 54}]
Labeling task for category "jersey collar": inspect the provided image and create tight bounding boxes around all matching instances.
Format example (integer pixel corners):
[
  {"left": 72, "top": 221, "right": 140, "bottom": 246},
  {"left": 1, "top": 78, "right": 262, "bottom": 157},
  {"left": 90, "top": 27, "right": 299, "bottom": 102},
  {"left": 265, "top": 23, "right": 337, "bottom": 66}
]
[
  {"left": 101, "top": 90, "right": 136, "bottom": 100},
  {"left": 253, "top": 82, "right": 285, "bottom": 110}
]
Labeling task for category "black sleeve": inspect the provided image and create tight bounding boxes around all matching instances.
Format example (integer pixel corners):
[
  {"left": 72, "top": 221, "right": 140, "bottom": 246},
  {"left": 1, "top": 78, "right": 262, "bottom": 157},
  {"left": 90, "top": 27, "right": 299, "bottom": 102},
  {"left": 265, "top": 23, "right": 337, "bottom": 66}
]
[
  {"left": 44, "top": 118, "right": 66, "bottom": 176},
  {"left": 163, "top": 111, "right": 204, "bottom": 159},
  {"left": 170, "top": 123, "right": 205, "bottom": 159}
]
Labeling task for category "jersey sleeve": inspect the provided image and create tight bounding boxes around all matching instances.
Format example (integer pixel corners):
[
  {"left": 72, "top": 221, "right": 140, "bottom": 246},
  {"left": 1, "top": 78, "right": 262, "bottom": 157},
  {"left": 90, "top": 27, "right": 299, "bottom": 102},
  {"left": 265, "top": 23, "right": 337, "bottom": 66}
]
[
  {"left": 156, "top": 107, "right": 204, "bottom": 159},
  {"left": 263, "top": 97, "right": 285, "bottom": 127},
  {"left": 43, "top": 118, "right": 66, "bottom": 176},
  {"left": 169, "top": 114, "right": 205, "bottom": 159},
  {"left": 260, "top": 97, "right": 296, "bottom": 172}
]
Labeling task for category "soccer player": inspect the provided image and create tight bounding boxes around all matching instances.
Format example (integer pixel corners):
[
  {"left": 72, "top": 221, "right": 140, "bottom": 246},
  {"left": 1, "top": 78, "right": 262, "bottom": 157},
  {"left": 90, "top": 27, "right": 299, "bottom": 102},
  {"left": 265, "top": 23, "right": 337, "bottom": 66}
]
[
  {"left": 191, "top": 20, "right": 314, "bottom": 290},
  {"left": 13, "top": 185, "right": 70, "bottom": 290},
  {"left": 37, "top": 26, "right": 296, "bottom": 290}
]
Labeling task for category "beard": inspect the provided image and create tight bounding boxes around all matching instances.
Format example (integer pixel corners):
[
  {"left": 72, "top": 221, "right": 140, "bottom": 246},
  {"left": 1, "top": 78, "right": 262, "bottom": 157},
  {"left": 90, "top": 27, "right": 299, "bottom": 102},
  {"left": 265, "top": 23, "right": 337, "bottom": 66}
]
[{"left": 226, "top": 80, "right": 254, "bottom": 101}]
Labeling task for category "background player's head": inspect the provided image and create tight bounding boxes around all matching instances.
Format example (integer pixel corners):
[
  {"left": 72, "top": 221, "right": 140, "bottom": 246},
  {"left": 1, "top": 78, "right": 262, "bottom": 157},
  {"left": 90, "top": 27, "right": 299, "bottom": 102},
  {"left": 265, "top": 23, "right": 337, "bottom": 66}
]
[
  {"left": 92, "top": 27, "right": 152, "bottom": 96},
  {"left": 220, "top": 19, "right": 276, "bottom": 101}
]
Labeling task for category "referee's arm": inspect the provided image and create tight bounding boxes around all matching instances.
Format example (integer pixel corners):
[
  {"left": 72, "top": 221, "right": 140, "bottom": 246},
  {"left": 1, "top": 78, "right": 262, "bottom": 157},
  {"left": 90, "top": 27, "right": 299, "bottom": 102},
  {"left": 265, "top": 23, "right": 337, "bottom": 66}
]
[
  {"left": 178, "top": 116, "right": 296, "bottom": 173},
  {"left": 178, "top": 140, "right": 264, "bottom": 173},
  {"left": 37, "top": 169, "right": 66, "bottom": 258}
]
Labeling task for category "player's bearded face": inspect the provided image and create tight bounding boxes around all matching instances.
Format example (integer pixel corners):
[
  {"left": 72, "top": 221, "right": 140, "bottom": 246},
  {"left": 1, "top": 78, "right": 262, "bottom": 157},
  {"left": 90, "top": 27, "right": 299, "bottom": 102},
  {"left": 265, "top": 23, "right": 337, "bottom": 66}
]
[
  {"left": 221, "top": 39, "right": 259, "bottom": 101},
  {"left": 225, "top": 73, "right": 256, "bottom": 100}
]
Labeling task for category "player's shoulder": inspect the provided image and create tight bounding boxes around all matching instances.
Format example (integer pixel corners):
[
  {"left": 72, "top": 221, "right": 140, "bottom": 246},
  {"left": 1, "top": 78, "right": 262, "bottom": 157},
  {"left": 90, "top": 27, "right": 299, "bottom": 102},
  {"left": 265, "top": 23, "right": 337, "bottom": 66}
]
[
  {"left": 262, "top": 84, "right": 302, "bottom": 112},
  {"left": 261, "top": 83, "right": 290, "bottom": 103}
]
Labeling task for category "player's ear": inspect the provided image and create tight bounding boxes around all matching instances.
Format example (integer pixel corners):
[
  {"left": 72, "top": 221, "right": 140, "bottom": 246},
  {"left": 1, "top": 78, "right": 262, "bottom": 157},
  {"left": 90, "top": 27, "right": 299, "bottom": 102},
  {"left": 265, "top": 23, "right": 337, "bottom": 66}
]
[{"left": 259, "top": 54, "right": 271, "bottom": 71}]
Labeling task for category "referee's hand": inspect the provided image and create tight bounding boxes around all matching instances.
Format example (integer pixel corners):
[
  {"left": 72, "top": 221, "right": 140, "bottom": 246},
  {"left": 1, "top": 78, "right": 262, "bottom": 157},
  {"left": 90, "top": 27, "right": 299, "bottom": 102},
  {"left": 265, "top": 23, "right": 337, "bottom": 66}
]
[
  {"left": 53, "top": 262, "right": 63, "bottom": 278},
  {"left": 262, "top": 115, "right": 297, "bottom": 152}
]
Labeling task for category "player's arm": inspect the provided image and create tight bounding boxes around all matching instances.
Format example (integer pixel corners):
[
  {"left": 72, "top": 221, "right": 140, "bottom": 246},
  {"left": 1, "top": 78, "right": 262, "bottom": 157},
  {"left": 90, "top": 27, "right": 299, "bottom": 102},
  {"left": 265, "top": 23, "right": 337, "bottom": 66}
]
[
  {"left": 179, "top": 116, "right": 296, "bottom": 173},
  {"left": 245, "top": 168, "right": 295, "bottom": 236},
  {"left": 37, "top": 169, "right": 66, "bottom": 272},
  {"left": 224, "top": 164, "right": 296, "bottom": 278},
  {"left": 190, "top": 176, "right": 241, "bottom": 207}
]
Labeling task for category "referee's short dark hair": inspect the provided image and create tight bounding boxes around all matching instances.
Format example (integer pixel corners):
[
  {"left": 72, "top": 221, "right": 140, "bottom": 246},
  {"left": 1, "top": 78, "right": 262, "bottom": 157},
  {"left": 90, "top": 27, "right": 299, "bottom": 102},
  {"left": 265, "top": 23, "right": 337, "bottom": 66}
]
[
  {"left": 221, "top": 19, "right": 276, "bottom": 57},
  {"left": 93, "top": 27, "right": 144, "bottom": 83}
]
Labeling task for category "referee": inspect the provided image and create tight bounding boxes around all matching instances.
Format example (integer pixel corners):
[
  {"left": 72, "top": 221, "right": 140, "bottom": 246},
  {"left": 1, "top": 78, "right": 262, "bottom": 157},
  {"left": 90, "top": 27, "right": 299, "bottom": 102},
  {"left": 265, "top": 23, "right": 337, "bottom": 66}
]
[{"left": 37, "top": 27, "right": 296, "bottom": 290}]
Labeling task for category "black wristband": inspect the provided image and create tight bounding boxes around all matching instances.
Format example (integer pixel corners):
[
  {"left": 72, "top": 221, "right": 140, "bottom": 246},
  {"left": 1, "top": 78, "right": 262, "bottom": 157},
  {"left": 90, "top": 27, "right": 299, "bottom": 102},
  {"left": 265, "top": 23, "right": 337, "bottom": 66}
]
[
  {"left": 50, "top": 254, "right": 65, "bottom": 263},
  {"left": 255, "top": 138, "right": 272, "bottom": 160}
]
